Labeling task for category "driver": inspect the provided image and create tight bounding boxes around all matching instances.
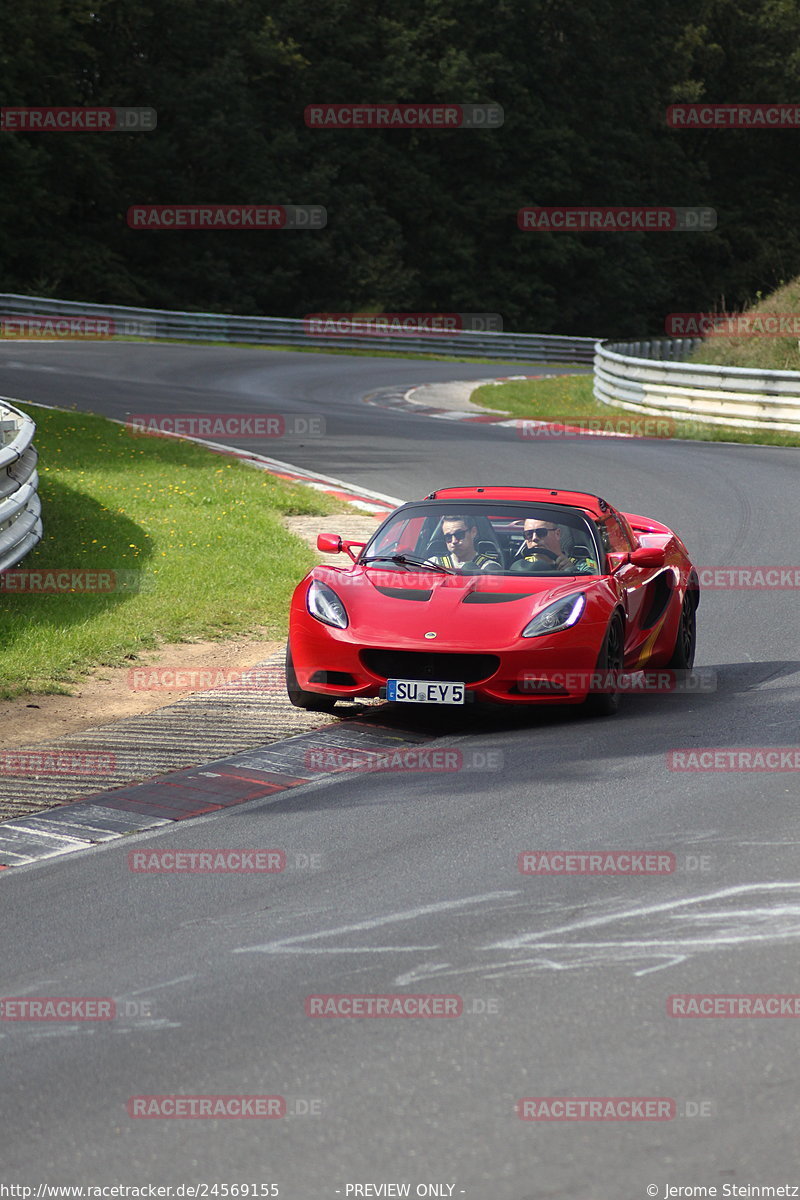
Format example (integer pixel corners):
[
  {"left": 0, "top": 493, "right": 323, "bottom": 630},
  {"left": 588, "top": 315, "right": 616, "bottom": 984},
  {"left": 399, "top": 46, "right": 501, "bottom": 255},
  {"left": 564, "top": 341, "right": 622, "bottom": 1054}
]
[
  {"left": 426, "top": 515, "right": 501, "bottom": 571},
  {"left": 517, "top": 518, "right": 598, "bottom": 574}
]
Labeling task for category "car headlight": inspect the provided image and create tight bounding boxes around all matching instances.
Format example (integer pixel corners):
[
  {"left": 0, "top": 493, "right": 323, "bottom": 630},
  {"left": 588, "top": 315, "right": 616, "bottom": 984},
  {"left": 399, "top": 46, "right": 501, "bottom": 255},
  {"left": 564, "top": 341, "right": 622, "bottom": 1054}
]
[
  {"left": 307, "top": 580, "right": 349, "bottom": 629},
  {"left": 522, "top": 592, "right": 586, "bottom": 638}
]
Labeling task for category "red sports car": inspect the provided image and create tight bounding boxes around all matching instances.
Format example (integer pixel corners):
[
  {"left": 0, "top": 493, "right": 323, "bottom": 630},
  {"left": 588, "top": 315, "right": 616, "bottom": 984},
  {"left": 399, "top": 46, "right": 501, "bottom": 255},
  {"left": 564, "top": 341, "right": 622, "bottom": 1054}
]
[{"left": 285, "top": 486, "right": 699, "bottom": 717}]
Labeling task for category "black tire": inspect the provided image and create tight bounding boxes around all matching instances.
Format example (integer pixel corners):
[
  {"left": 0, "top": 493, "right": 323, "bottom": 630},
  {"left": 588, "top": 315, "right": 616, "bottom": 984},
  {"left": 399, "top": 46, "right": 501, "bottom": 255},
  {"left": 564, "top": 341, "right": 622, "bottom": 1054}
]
[
  {"left": 583, "top": 613, "right": 625, "bottom": 717},
  {"left": 666, "top": 591, "right": 697, "bottom": 670},
  {"left": 285, "top": 644, "right": 338, "bottom": 713}
]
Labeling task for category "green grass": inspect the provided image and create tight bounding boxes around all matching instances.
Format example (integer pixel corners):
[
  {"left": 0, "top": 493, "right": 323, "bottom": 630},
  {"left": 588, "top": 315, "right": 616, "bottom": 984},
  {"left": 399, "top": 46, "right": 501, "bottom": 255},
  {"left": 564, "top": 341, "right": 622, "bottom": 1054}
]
[
  {"left": 688, "top": 277, "right": 800, "bottom": 371},
  {"left": 471, "top": 374, "right": 800, "bottom": 447},
  {"left": 1, "top": 403, "right": 347, "bottom": 698}
]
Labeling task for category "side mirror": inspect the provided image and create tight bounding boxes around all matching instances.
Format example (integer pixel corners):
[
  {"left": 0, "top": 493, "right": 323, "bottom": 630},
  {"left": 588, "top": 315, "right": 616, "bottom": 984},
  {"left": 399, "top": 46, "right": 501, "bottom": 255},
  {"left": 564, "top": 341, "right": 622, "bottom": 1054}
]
[
  {"left": 316, "top": 533, "right": 368, "bottom": 563},
  {"left": 629, "top": 546, "right": 666, "bottom": 568},
  {"left": 607, "top": 547, "right": 666, "bottom": 571}
]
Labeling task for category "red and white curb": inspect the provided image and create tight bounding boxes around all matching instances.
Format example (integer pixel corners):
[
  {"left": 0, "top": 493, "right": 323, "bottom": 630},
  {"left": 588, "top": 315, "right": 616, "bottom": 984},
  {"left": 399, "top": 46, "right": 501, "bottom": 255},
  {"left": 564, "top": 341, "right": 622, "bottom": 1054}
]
[
  {"left": 0, "top": 723, "right": 437, "bottom": 869},
  {"left": 402, "top": 378, "right": 634, "bottom": 437}
]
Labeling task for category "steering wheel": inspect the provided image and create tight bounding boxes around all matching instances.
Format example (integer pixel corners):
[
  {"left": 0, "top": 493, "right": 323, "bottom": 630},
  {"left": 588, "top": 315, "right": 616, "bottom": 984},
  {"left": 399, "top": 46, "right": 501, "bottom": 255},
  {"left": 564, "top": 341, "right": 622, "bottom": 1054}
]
[{"left": 510, "top": 546, "right": 560, "bottom": 574}]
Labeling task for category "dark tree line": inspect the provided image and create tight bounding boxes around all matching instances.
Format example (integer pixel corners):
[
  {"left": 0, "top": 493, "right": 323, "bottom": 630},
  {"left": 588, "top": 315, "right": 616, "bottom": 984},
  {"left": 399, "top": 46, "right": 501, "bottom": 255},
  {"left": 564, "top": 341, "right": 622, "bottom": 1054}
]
[{"left": 2, "top": 0, "right": 800, "bottom": 336}]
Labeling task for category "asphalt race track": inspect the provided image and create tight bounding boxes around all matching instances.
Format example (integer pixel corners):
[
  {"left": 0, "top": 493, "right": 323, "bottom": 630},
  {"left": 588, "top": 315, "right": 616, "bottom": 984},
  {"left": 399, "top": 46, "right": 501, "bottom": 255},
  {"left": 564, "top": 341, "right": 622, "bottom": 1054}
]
[{"left": 2, "top": 343, "right": 800, "bottom": 1196}]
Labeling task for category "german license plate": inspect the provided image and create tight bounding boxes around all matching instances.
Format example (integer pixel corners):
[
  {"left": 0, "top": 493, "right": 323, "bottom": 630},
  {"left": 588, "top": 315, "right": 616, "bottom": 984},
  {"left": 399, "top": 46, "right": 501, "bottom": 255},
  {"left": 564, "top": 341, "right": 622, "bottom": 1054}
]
[{"left": 386, "top": 679, "right": 465, "bottom": 704}]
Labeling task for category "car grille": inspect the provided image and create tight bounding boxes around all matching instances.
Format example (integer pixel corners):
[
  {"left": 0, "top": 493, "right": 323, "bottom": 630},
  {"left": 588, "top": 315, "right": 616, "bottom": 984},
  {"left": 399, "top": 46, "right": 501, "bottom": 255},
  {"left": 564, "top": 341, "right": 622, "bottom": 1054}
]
[{"left": 361, "top": 649, "right": 500, "bottom": 684}]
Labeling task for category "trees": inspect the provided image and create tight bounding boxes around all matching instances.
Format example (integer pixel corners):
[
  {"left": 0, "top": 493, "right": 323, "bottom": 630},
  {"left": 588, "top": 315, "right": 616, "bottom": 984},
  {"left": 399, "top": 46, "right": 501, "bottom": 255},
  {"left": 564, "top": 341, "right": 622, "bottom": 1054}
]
[{"left": 1, "top": 0, "right": 798, "bottom": 335}]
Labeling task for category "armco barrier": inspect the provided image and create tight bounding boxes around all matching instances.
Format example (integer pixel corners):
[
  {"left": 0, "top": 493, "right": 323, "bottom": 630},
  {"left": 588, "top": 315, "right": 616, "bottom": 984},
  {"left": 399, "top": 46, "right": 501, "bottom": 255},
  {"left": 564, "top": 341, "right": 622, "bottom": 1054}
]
[
  {"left": 8, "top": 293, "right": 798, "bottom": 432},
  {"left": 0, "top": 399, "right": 42, "bottom": 571},
  {"left": 595, "top": 338, "right": 800, "bottom": 432},
  {"left": 0, "top": 293, "right": 596, "bottom": 364}
]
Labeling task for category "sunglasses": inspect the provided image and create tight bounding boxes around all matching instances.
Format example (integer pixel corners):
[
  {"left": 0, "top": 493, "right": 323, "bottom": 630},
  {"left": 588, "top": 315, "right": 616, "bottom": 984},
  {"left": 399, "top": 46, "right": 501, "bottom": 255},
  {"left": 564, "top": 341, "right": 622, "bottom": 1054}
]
[
  {"left": 524, "top": 527, "right": 558, "bottom": 539},
  {"left": 444, "top": 530, "right": 469, "bottom": 542}
]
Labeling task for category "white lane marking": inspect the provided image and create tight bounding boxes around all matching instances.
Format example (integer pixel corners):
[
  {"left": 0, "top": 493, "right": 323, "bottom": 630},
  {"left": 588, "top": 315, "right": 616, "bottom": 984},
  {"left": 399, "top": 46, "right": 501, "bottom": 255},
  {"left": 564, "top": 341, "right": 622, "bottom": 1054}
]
[
  {"left": 113, "top": 1018, "right": 182, "bottom": 1033},
  {"left": 395, "top": 963, "right": 452, "bottom": 986},
  {"left": 233, "top": 891, "right": 519, "bottom": 954},
  {"left": 117, "top": 974, "right": 197, "bottom": 998},
  {"left": 394, "top": 883, "right": 800, "bottom": 984},
  {"left": 13, "top": 1018, "right": 183, "bottom": 1040},
  {"left": 486, "top": 881, "right": 800, "bottom": 950},
  {"left": 729, "top": 840, "right": 800, "bottom": 846},
  {"left": 254, "top": 945, "right": 441, "bottom": 955}
]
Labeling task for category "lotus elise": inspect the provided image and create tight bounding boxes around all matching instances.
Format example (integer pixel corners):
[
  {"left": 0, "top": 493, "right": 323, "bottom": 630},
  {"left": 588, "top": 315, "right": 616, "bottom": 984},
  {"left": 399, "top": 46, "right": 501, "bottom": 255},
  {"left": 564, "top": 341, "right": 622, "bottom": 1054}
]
[{"left": 285, "top": 486, "right": 699, "bottom": 716}]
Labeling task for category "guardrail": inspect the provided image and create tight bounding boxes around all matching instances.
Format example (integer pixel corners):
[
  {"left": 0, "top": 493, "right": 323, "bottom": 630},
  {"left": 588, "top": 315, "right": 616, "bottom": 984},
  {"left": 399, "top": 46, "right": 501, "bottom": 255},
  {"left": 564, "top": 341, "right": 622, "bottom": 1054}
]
[
  {"left": 0, "top": 293, "right": 597, "bottom": 363},
  {"left": 0, "top": 399, "right": 42, "bottom": 571},
  {"left": 595, "top": 337, "right": 800, "bottom": 432}
]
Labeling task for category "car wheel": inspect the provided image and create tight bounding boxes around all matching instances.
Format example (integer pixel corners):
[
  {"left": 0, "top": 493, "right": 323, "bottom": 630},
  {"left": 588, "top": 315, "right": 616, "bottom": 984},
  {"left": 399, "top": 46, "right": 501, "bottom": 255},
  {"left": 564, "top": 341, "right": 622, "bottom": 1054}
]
[
  {"left": 583, "top": 613, "right": 624, "bottom": 717},
  {"left": 285, "top": 644, "right": 338, "bottom": 713},
  {"left": 666, "top": 591, "right": 696, "bottom": 670}
]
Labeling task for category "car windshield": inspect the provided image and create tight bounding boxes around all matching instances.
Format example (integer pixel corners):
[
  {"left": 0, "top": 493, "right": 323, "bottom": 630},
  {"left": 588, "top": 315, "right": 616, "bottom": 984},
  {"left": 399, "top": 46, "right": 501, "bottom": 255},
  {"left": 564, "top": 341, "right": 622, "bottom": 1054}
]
[{"left": 361, "top": 503, "right": 603, "bottom": 577}]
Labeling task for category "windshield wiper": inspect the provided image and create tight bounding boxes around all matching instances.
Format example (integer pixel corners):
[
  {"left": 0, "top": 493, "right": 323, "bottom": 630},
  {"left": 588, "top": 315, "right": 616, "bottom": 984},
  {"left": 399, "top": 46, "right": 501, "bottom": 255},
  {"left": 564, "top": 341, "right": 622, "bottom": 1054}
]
[{"left": 360, "top": 554, "right": 453, "bottom": 575}]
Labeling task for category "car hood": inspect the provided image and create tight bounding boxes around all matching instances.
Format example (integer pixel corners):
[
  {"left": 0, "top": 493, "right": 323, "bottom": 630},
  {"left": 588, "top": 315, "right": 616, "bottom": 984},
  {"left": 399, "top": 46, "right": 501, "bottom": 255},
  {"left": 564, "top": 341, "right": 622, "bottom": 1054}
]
[{"left": 310, "top": 567, "right": 603, "bottom": 648}]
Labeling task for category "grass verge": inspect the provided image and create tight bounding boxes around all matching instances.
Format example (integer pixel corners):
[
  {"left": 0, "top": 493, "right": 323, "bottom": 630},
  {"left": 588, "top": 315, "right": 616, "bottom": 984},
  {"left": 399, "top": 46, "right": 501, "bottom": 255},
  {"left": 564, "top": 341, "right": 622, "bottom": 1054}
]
[
  {"left": 1, "top": 402, "right": 348, "bottom": 698},
  {"left": 687, "top": 277, "right": 800, "bottom": 371},
  {"left": 471, "top": 374, "right": 800, "bottom": 447}
]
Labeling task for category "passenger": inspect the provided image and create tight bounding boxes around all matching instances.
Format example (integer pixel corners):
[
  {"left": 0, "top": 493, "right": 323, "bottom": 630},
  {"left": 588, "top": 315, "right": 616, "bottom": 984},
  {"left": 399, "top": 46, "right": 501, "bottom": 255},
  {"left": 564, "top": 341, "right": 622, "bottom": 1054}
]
[
  {"left": 427, "top": 516, "right": 500, "bottom": 571},
  {"left": 514, "top": 519, "right": 598, "bottom": 574}
]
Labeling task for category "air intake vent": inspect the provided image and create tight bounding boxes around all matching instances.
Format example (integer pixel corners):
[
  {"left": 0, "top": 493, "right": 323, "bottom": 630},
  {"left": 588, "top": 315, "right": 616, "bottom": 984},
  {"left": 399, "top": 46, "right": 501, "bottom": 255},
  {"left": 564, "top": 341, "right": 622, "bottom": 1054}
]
[
  {"left": 462, "top": 592, "right": 527, "bottom": 604},
  {"left": 308, "top": 671, "right": 357, "bottom": 686},
  {"left": 361, "top": 650, "right": 500, "bottom": 684},
  {"left": 374, "top": 587, "right": 433, "bottom": 601}
]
